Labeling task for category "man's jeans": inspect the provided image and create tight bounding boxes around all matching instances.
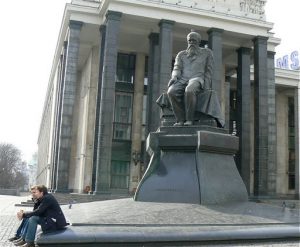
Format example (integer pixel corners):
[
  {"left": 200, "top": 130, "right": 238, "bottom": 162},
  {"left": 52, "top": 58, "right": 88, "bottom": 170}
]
[
  {"left": 16, "top": 218, "right": 29, "bottom": 238},
  {"left": 25, "top": 216, "right": 42, "bottom": 242}
]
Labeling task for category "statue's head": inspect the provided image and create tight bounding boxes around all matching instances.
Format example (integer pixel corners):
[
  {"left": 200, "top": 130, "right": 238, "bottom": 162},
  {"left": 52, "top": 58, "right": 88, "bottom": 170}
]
[{"left": 187, "top": 31, "right": 201, "bottom": 46}]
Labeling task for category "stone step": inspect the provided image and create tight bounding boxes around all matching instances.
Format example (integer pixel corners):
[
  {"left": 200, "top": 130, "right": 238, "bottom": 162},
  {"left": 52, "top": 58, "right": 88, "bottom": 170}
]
[{"left": 15, "top": 192, "right": 131, "bottom": 207}]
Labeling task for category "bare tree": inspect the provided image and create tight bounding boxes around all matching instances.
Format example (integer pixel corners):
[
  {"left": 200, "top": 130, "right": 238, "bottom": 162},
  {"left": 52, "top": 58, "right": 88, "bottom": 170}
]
[{"left": 0, "top": 143, "right": 28, "bottom": 188}]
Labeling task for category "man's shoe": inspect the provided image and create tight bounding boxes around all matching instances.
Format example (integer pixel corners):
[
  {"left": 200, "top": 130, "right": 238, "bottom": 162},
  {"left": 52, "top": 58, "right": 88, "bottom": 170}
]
[
  {"left": 184, "top": 121, "right": 193, "bottom": 126},
  {"left": 20, "top": 242, "right": 35, "bottom": 247},
  {"left": 12, "top": 237, "right": 23, "bottom": 243},
  {"left": 13, "top": 238, "right": 24, "bottom": 244},
  {"left": 14, "top": 240, "right": 26, "bottom": 246},
  {"left": 173, "top": 121, "right": 184, "bottom": 126},
  {"left": 8, "top": 236, "right": 19, "bottom": 242}
]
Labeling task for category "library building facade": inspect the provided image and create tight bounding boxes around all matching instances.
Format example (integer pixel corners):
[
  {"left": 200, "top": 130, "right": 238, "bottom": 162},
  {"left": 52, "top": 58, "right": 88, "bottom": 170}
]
[{"left": 37, "top": 0, "right": 300, "bottom": 199}]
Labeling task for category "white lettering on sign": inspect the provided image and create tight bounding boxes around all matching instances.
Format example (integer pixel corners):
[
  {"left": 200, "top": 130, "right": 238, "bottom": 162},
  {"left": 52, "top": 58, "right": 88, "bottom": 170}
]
[{"left": 276, "top": 51, "right": 299, "bottom": 70}]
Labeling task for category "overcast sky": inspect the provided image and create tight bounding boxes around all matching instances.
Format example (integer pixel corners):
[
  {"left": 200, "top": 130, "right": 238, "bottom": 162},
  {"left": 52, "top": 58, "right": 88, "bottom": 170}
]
[{"left": 0, "top": 0, "right": 299, "bottom": 162}]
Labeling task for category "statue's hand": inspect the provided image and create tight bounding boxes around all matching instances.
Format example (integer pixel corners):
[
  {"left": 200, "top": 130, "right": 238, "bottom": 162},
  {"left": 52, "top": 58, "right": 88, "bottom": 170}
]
[{"left": 168, "top": 77, "right": 177, "bottom": 87}]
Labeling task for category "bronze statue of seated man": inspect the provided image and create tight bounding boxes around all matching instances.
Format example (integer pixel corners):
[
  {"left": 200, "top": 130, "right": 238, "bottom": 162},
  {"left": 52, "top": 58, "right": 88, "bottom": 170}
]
[
  {"left": 165, "top": 31, "right": 223, "bottom": 127},
  {"left": 157, "top": 90, "right": 224, "bottom": 128}
]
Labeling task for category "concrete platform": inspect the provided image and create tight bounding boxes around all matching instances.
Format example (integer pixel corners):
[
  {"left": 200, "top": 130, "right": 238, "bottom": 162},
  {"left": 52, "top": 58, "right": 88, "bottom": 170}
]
[{"left": 36, "top": 198, "right": 300, "bottom": 246}]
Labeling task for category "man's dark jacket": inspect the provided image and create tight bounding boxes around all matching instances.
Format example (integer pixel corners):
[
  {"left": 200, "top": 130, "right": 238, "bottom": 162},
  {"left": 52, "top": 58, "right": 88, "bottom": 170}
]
[{"left": 23, "top": 193, "right": 67, "bottom": 232}]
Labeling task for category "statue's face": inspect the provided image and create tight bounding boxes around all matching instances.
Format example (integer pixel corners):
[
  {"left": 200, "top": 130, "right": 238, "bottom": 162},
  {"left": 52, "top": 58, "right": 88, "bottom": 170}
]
[
  {"left": 187, "top": 33, "right": 201, "bottom": 46},
  {"left": 187, "top": 36, "right": 198, "bottom": 45}
]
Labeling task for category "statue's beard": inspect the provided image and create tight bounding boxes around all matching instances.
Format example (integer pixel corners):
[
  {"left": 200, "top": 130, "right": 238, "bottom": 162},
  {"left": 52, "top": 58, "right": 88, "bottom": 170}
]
[{"left": 187, "top": 44, "right": 200, "bottom": 58}]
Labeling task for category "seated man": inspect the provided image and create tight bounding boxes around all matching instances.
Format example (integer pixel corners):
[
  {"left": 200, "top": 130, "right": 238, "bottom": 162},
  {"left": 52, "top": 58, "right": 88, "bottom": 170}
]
[
  {"left": 9, "top": 186, "right": 39, "bottom": 243},
  {"left": 167, "top": 31, "right": 214, "bottom": 126},
  {"left": 14, "top": 185, "right": 67, "bottom": 247}
]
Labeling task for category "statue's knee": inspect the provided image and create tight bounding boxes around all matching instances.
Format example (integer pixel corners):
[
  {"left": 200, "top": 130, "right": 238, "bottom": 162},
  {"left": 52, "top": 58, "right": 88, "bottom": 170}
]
[
  {"left": 167, "top": 87, "right": 175, "bottom": 97},
  {"left": 185, "top": 87, "right": 196, "bottom": 96}
]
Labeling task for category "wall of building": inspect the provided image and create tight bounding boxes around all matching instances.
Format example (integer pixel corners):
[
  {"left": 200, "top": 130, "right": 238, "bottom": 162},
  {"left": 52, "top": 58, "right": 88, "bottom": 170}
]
[
  {"left": 68, "top": 46, "right": 99, "bottom": 193},
  {"left": 70, "top": 52, "right": 92, "bottom": 192},
  {"left": 276, "top": 90, "right": 289, "bottom": 195},
  {"left": 84, "top": 46, "right": 100, "bottom": 191},
  {"left": 37, "top": 84, "right": 55, "bottom": 186}
]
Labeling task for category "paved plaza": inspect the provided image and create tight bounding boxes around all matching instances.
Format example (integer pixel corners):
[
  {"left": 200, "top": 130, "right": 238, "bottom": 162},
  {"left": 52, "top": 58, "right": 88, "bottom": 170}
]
[
  {"left": 0, "top": 194, "right": 31, "bottom": 247},
  {"left": 0, "top": 194, "right": 299, "bottom": 247}
]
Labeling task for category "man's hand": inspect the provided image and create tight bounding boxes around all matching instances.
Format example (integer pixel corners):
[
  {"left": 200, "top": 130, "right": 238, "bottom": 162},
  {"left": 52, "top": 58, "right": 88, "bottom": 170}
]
[
  {"left": 17, "top": 210, "right": 24, "bottom": 220},
  {"left": 168, "top": 77, "right": 177, "bottom": 87}
]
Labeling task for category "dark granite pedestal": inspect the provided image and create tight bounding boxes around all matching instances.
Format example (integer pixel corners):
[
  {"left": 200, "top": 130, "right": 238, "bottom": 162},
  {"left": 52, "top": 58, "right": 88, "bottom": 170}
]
[{"left": 134, "top": 126, "right": 248, "bottom": 204}]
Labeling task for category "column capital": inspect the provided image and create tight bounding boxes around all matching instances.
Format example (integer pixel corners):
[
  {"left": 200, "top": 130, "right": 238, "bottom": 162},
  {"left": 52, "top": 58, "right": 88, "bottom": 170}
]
[
  {"left": 69, "top": 20, "right": 83, "bottom": 30},
  {"left": 267, "top": 50, "right": 276, "bottom": 58},
  {"left": 159, "top": 19, "right": 175, "bottom": 28},
  {"left": 99, "top": 24, "right": 106, "bottom": 33},
  {"left": 252, "top": 36, "right": 268, "bottom": 44},
  {"left": 106, "top": 10, "right": 122, "bottom": 21},
  {"left": 236, "top": 47, "right": 252, "bottom": 54},
  {"left": 148, "top": 32, "right": 159, "bottom": 45},
  {"left": 207, "top": 28, "right": 224, "bottom": 35}
]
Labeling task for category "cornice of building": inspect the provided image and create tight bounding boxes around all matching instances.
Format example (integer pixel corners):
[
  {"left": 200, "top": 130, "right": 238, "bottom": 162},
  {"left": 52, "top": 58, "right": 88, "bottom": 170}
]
[
  {"left": 275, "top": 68, "right": 300, "bottom": 88},
  {"left": 71, "top": 0, "right": 101, "bottom": 8},
  {"left": 139, "top": 0, "right": 267, "bottom": 20},
  {"left": 267, "top": 33, "right": 281, "bottom": 52},
  {"left": 102, "top": 0, "right": 272, "bottom": 36}
]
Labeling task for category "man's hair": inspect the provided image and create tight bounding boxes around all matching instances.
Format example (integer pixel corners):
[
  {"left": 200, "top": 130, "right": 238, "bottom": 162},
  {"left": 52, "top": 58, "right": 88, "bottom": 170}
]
[
  {"left": 34, "top": 185, "right": 48, "bottom": 194},
  {"left": 30, "top": 185, "right": 36, "bottom": 191}
]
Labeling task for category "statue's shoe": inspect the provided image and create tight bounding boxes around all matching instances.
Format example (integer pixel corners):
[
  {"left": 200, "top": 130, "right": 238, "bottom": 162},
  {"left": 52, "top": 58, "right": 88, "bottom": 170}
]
[
  {"left": 173, "top": 122, "right": 184, "bottom": 126},
  {"left": 184, "top": 121, "right": 193, "bottom": 126}
]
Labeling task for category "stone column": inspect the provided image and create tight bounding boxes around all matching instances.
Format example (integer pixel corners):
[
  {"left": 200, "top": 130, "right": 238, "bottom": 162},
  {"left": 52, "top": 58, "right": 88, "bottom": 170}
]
[
  {"left": 236, "top": 47, "right": 251, "bottom": 193},
  {"left": 295, "top": 85, "right": 300, "bottom": 199},
  {"left": 158, "top": 20, "right": 175, "bottom": 96},
  {"left": 55, "top": 21, "right": 83, "bottom": 192},
  {"left": 92, "top": 25, "right": 106, "bottom": 192},
  {"left": 51, "top": 41, "right": 68, "bottom": 192},
  {"left": 207, "top": 28, "right": 224, "bottom": 104},
  {"left": 94, "top": 11, "right": 122, "bottom": 194},
  {"left": 253, "top": 36, "right": 268, "bottom": 196},
  {"left": 130, "top": 53, "right": 145, "bottom": 193},
  {"left": 267, "top": 51, "right": 277, "bottom": 195},
  {"left": 146, "top": 33, "right": 160, "bottom": 134}
]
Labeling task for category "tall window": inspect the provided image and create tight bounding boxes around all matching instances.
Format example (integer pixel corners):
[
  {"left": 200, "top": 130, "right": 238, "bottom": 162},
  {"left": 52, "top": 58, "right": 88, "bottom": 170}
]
[
  {"left": 113, "top": 93, "right": 133, "bottom": 140},
  {"left": 288, "top": 97, "right": 295, "bottom": 190},
  {"left": 116, "top": 53, "right": 136, "bottom": 83},
  {"left": 111, "top": 160, "right": 130, "bottom": 189}
]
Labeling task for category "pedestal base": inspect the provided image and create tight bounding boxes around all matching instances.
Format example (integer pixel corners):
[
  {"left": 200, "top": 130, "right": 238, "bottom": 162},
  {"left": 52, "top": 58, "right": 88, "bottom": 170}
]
[{"left": 134, "top": 126, "right": 248, "bottom": 204}]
